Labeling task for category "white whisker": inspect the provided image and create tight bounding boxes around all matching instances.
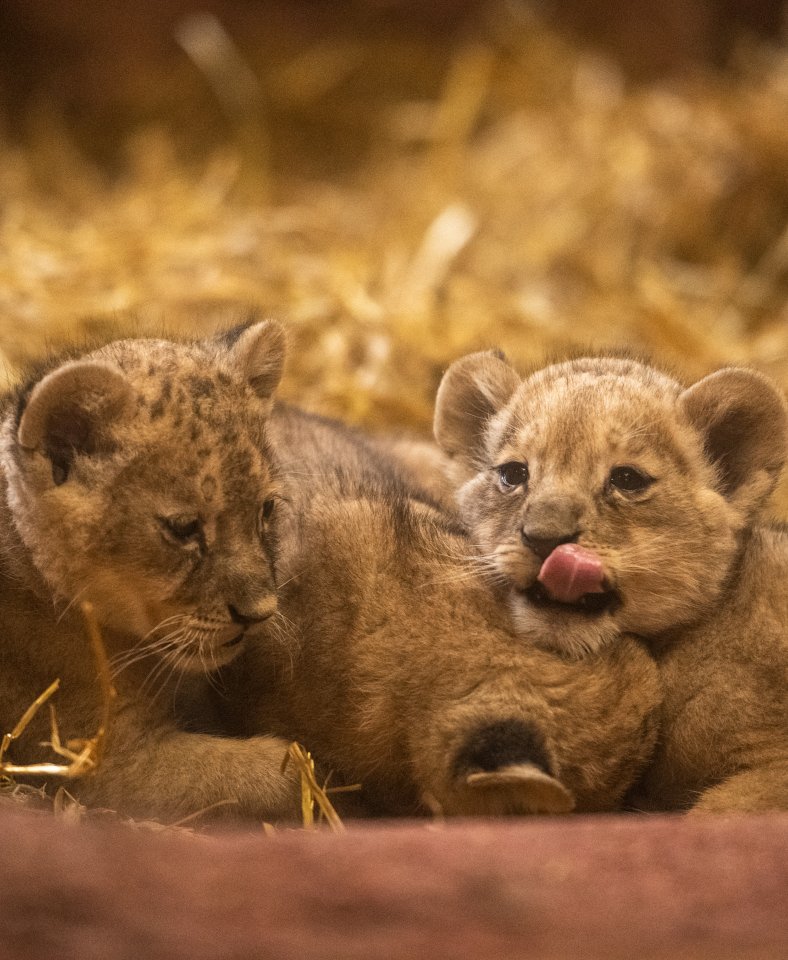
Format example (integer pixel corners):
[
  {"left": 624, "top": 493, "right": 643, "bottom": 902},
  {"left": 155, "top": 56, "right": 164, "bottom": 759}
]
[{"left": 55, "top": 582, "right": 96, "bottom": 625}]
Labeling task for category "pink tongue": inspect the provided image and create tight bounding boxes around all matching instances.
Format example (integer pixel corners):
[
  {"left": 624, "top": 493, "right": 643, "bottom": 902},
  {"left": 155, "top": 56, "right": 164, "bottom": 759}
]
[{"left": 537, "top": 544, "right": 606, "bottom": 604}]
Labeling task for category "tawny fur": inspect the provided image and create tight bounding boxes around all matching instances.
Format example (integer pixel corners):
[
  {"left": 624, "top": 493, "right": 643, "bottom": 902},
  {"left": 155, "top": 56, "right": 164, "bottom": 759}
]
[
  {"left": 434, "top": 351, "right": 788, "bottom": 812},
  {"left": 221, "top": 413, "right": 661, "bottom": 817},
  {"left": 0, "top": 322, "right": 660, "bottom": 822},
  {"left": 0, "top": 321, "right": 302, "bottom": 822}
]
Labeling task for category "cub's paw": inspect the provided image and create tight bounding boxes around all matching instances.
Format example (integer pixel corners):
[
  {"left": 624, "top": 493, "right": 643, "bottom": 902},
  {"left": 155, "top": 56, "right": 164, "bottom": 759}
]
[
  {"left": 447, "top": 718, "right": 575, "bottom": 816},
  {"left": 687, "top": 763, "right": 788, "bottom": 815},
  {"left": 465, "top": 764, "right": 574, "bottom": 814}
]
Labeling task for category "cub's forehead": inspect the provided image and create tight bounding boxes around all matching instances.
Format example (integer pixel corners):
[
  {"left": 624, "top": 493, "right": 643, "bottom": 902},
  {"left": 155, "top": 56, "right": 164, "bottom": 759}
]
[
  {"left": 494, "top": 360, "right": 686, "bottom": 460},
  {"left": 92, "top": 337, "right": 207, "bottom": 376},
  {"left": 91, "top": 337, "right": 266, "bottom": 437},
  {"left": 84, "top": 337, "right": 275, "bottom": 496},
  {"left": 94, "top": 338, "right": 234, "bottom": 399},
  {"left": 114, "top": 431, "right": 276, "bottom": 513},
  {"left": 526, "top": 357, "right": 681, "bottom": 401}
]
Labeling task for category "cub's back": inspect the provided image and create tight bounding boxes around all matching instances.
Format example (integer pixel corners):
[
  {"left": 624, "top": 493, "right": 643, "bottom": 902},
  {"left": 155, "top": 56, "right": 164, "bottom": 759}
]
[{"left": 270, "top": 401, "right": 453, "bottom": 512}]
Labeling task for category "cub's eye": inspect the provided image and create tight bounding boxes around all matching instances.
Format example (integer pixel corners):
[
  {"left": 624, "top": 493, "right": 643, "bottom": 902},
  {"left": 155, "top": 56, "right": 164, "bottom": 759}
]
[
  {"left": 159, "top": 515, "right": 203, "bottom": 545},
  {"left": 258, "top": 499, "right": 276, "bottom": 539},
  {"left": 608, "top": 466, "right": 654, "bottom": 493},
  {"left": 497, "top": 461, "right": 529, "bottom": 490}
]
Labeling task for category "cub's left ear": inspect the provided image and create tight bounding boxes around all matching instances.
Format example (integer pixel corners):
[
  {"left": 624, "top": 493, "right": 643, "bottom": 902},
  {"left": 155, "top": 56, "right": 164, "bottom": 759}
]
[
  {"left": 227, "top": 319, "right": 286, "bottom": 403},
  {"left": 680, "top": 368, "right": 788, "bottom": 515},
  {"left": 17, "top": 360, "right": 135, "bottom": 485},
  {"left": 434, "top": 350, "right": 521, "bottom": 467}
]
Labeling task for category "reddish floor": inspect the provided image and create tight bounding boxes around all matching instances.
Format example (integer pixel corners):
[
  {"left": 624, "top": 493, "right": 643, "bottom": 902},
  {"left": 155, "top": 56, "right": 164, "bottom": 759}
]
[{"left": 0, "top": 810, "right": 785, "bottom": 959}]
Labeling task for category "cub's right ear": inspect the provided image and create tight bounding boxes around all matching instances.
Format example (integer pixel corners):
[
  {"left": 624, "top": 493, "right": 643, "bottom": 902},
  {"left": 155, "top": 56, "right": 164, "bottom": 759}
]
[
  {"left": 679, "top": 367, "right": 788, "bottom": 520},
  {"left": 17, "top": 361, "right": 135, "bottom": 485},
  {"left": 434, "top": 351, "right": 520, "bottom": 466},
  {"left": 227, "top": 319, "right": 287, "bottom": 404}
]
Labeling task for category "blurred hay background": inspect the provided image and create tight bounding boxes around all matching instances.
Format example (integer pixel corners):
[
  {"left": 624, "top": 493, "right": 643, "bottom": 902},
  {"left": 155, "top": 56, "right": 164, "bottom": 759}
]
[{"left": 1, "top": 0, "right": 787, "bottom": 509}]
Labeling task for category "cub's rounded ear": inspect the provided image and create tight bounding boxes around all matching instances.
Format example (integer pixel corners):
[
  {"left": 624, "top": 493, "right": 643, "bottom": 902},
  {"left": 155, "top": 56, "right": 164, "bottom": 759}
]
[
  {"left": 227, "top": 319, "right": 286, "bottom": 403},
  {"left": 17, "top": 361, "right": 135, "bottom": 484},
  {"left": 434, "top": 351, "right": 520, "bottom": 465},
  {"left": 680, "top": 367, "right": 788, "bottom": 514}
]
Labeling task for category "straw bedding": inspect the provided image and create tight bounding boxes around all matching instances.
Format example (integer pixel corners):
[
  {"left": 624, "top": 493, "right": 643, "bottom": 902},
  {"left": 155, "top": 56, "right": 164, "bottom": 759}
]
[{"left": 1, "top": 3, "right": 786, "bottom": 496}]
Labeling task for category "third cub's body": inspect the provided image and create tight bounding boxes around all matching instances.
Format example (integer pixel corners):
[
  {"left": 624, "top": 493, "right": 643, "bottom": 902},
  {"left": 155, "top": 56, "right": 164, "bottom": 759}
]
[{"left": 222, "top": 416, "right": 660, "bottom": 817}]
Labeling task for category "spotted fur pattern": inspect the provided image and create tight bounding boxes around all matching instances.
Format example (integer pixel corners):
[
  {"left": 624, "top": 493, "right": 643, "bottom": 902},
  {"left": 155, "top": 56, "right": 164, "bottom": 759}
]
[{"left": 0, "top": 321, "right": 301, "bottom": 821}]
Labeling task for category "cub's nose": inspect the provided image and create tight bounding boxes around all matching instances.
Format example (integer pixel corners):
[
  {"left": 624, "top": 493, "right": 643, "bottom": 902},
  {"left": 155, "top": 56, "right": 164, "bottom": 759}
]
[
  {"left": 227, "top": 602, "right": 275, "bottom": 626},
  {"left": 521, "top": 529, "right": 579, "bottom": 561}
]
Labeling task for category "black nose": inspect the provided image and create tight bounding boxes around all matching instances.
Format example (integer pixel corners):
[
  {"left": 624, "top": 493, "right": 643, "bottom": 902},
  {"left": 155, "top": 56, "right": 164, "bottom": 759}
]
[
  {"left": 227, "top": 604, "right": 268, "bottom": 627},
  {"left": 520, "top": 530, "right": 579, "bottom": 561}
]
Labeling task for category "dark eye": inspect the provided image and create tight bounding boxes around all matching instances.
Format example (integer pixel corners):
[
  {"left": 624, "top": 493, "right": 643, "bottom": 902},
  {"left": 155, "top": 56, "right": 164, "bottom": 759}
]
[
  {"left": 608, "top": 466, "right": 654, "bottom": 493},
  {"left": 497, "top": 461, "right": 529, "bottom": 490},
  {"left": 258, "top": 499, "right": 276, "bottom": 538},
  {"left": 159, "top": 515, "right": 203, "bottom": 545}
]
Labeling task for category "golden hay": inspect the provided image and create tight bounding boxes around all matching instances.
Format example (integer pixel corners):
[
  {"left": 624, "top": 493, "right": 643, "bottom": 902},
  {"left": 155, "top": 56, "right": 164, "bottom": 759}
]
[
  {"left": 2, "top": 13, "right": 786, "bottom": 369},
  {"left": 280, "top": 742, "right": 358, "bottom": 834},
  {"left": 1, "top": 9, "right": 785, "bottom": 458},
  {"left": 0, "top": 604, "right": 113, "bottom": 781}
]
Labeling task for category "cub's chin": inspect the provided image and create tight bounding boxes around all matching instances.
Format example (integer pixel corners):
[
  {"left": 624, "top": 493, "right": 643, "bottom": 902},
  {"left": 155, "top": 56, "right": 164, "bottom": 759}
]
[
  {"left": 178, "top": 625, "right": 254, "bottom": 673},
  {"left": 508, "top": 587, "right": 621, "bottom": 658},
  {"left": 178, "top": 634, "right": 248, "bottom": 673},
  {"left": 522, "top": 581, "right": 621, "bottom": 617}
]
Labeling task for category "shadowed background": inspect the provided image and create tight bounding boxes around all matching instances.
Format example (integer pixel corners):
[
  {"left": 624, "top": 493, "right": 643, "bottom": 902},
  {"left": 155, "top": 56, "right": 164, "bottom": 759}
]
[{"left": 1, "top": 0, "right": 787, "bottom": 508}]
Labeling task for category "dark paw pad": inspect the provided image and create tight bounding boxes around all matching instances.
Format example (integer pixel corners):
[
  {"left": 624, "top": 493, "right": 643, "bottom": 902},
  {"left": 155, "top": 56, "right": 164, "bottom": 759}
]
[{"left": 453, "top": 719, "right": 554, "bottom": 778}]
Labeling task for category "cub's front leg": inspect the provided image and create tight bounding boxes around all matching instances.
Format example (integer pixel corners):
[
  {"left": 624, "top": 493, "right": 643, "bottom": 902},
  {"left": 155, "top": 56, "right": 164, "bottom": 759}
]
[{"left": 72, "top": 711, "right": 302, "bottom": 822}]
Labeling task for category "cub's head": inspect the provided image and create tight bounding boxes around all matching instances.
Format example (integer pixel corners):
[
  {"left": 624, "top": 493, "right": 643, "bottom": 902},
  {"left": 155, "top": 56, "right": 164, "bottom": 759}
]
[
  {"left": 435, "top": 352, "right": 788, "bottom": 656},
  {"left": 3, "top": 319, "right": 286, "bottom": 672}
]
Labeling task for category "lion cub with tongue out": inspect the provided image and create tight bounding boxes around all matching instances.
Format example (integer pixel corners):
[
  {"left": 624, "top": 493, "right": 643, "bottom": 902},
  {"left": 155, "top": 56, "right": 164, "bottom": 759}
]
[{"left": 434, "top": 352, "right": 788, "bottom": 812}]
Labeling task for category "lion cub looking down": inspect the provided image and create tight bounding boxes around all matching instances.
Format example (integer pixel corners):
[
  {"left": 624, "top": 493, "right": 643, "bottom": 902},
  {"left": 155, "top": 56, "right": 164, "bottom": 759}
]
[
  {"left": 0, "top": 320, "right": 301, "bottom": 821},
  {"left": 434, "top": 352, "right": 788, "bottom": 811}
]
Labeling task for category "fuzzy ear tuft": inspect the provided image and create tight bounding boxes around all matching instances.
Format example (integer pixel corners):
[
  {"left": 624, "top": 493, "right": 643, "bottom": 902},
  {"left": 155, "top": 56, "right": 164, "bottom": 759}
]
[
  {"left": 228, "top": 319, "right": 286, "bottom": 402},
  {"left": 17, "top": 361, "right": 135, "bottom": 483},
  {"left": 680, "top": 367, "right": 788, "bottom": 514},
  {"left": 434, "top": 351, "right": 521, "bottom": 464}
]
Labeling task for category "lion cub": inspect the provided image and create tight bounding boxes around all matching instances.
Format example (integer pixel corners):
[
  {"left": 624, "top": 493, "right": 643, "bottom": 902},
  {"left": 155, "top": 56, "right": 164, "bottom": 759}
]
[
  {"left": 434, "top": 352, "right": 788, "bottom": 811},
  {"left": 0, "top": 320, "right": 302, "bottom": 821},
  {"left": 221, "top": 414, "right": 661, "bottom": 818}
]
